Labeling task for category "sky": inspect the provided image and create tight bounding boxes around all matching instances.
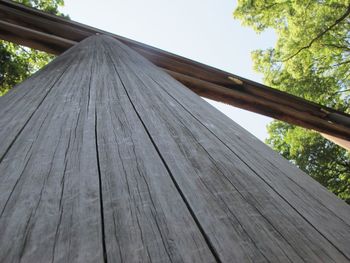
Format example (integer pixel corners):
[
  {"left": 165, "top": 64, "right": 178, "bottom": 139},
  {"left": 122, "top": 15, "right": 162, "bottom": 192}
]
[{"left": 60, "top": 0, "right": 276, "bottom": 141}]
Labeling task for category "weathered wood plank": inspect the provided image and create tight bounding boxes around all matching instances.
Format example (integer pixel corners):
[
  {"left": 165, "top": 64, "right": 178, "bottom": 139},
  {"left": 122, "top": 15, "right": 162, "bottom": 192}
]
[
  {"left": 114, "top": 33, "right": 350, "bottom": 225},
  {"left": 94, "top": 38, "right": 216, "bottom": 262},
  {"left": 1, "top": 34, "right": 349, "bottom": 262},
  {"left": 118, "top": 39, "right": 350, "bottom": 256},
  {"left": 0, "top": 47, "right": 75, "bottom": 162},
  {"left": 0, "top": 35, "right": 218, "bottom": 262},
  {"left": 0, "top": 37, "right": 104, "bottom": 262},
  {"left": 102, "top": 35, "right": 350, "bottom": 262},
  {"left": 137, "top": 52, "right": 350, "bottom": 226}
]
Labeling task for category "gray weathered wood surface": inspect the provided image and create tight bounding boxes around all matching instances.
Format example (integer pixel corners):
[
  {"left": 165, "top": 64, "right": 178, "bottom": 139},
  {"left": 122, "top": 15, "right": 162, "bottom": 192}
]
[{"left": 0, "top": 35, "right": 349, "bottom": 262}]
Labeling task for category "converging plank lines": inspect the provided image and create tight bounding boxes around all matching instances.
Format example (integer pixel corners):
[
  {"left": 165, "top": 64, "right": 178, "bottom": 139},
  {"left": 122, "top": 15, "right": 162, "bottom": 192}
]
[{"left": 0, "top": 35, "right": 349, "bottom": 262}]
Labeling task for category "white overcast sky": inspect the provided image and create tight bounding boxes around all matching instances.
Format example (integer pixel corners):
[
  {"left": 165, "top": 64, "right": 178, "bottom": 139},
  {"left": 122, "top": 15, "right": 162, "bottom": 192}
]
[{"left": 60, "top": 0, "right": 276, "bottom": 141}]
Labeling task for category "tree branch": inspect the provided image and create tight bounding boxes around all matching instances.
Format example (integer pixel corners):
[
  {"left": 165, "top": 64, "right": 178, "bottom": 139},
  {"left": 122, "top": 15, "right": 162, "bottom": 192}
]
[
  {"left": 333, "top": 59, "right": 350, "bottom": 67},
  {"left": 331, "top": 88, "right": 350, "bottom": 96},
  {"left": 323, "top": 43, "right": 350, "bottom": 51},
  {"left": 282, "top": 5, "right": 350, "bottom": 62},
  {"left": 19, "top": 46, "right": 30, "bottom": 55}
]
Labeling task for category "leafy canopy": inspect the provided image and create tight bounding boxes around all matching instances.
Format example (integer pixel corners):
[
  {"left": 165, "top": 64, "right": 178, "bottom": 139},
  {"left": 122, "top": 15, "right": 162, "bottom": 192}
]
[
  {"left": 0, "top": 0, "right": 66, "bottom": 96},
  {"left": 234, "top": 0, "right": 350, "bottom": 203}
]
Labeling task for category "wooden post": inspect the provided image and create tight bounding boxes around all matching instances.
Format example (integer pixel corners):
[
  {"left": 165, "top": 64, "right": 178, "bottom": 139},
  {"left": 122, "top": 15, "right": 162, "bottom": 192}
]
[{"left": 0, "top": 35, "right": 349, "bottom": 262}]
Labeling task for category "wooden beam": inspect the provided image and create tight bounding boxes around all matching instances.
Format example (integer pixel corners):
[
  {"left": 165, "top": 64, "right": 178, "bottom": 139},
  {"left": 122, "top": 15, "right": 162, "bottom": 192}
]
[
  {"left": 0, "top": 20, "right": 76, "bottom": 54},
  {"left": 321, "top": 133, "right": 350, "bottom": 151},
  {"left": 0, "top": 0, "right": 350, "bottom": 141}
]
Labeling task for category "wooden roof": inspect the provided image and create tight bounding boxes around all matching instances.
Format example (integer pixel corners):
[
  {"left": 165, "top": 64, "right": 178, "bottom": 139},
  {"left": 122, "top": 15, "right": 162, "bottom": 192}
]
[
  {"left": 1, "top": 34, "right": 349, "bottom": 262},
  {"left": 0, "top": 0, "right": 350, "bottom": 142}
]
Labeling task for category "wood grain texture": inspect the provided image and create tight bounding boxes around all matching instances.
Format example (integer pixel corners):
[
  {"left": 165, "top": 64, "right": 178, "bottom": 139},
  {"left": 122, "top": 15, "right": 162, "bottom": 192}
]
[
  {"left": 93, "top": 37, "right": 216, "bottom": 263},
  {"left": 0, "top": 35, "right": 349, "bottom": 262},
  {"left": 0, "top": 37, "right": 104, "bottom": 262},
  {"left": 0, "top": 36, "right": 216, "bottom": 263},
  {"left": 101, "top": 35, "right": 350, "bottom": 262}
]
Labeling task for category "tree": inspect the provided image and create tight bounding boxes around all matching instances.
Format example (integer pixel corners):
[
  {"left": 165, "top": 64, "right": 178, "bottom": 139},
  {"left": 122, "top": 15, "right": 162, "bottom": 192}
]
[
  {"left": 266, "top": 122, "right": 350, "bottom": 203},
  {"left": 0, "top": 0, "right": 67, "bottom": 96},
  {"left": 234, "top": 0, "right": 350, "bottom": 203}
]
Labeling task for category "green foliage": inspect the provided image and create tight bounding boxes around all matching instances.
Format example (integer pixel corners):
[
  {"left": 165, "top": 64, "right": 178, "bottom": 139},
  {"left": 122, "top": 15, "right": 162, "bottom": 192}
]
[
  {"left": 0, "top": 42, "right": 55, "bottom": 95},
  {"left": 0, "top": 0, "right": 66, "bottom": 96},
  {"left": 267, "top": 121, "right": 350, "bottom": 203},
  {"left": 16, "top": 0, "right": 65, "bottom": 15},
  {"left": 234, "top": 0, "right": 350, "bottom": 202}
]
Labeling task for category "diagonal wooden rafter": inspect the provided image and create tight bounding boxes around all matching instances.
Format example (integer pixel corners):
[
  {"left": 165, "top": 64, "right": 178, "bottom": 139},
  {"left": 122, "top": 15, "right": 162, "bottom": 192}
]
[{"left": 0, "top": 0, "right": 350, "bottom": 143}]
